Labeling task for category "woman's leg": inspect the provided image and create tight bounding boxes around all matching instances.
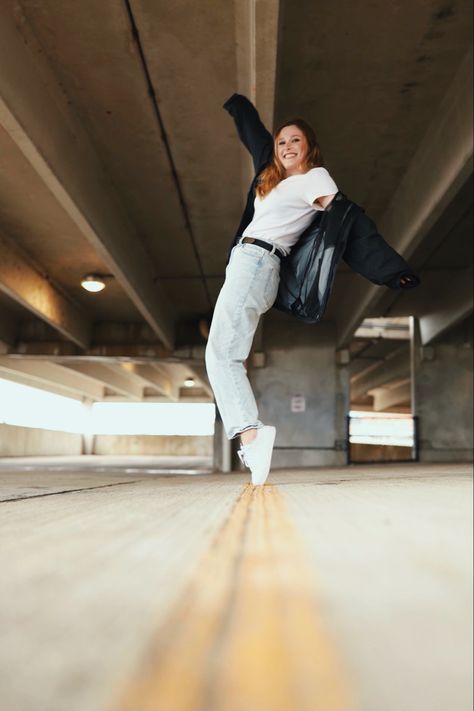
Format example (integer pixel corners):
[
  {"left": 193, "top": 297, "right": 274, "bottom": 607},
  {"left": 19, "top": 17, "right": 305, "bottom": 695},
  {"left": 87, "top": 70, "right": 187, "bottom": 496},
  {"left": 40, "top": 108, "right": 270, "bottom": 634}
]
[
  {"left": 240, "top": 428, "right": 257, "bottom": 444},
  {"left": 205, "top": 244, "right": 280, "bottom": 440}
]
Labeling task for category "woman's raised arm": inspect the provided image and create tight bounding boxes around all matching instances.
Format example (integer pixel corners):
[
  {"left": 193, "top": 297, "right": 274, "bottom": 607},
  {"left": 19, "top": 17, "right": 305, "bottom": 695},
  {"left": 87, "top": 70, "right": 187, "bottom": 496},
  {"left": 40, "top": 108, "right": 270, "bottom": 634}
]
[{"left": 223, "top": 93, "right": 274, "bottom": 174}]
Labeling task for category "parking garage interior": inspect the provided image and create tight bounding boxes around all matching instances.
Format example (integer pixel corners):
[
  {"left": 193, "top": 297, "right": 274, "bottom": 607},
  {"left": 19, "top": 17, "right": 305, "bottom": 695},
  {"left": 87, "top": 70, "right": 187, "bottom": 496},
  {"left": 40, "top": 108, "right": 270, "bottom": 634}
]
[{"left": 0, "top": 2, "right": 472, "bottom": 710}]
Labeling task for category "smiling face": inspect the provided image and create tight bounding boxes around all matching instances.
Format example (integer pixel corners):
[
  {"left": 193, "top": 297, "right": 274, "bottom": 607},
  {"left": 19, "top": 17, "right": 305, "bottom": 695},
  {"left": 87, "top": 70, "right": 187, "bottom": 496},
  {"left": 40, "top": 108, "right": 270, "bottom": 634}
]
[{"left": 276, "top": 124, "right": 309, "bottom": 177}]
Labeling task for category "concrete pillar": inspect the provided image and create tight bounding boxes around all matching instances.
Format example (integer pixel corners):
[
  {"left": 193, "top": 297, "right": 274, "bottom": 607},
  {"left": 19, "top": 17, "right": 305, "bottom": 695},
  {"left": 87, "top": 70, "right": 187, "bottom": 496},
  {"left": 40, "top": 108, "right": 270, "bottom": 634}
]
[
  {"left": 412, "top": 317, "right": 473, "bottom": 462},
  {"left": 250, "top": 318, "right": 348, "bottom": 468},
  {"left": 212, "top": 409, "right": 231, "bottom": 473},
  {"left": 81, "top": 398, "right": 95, "bottom": 456}
]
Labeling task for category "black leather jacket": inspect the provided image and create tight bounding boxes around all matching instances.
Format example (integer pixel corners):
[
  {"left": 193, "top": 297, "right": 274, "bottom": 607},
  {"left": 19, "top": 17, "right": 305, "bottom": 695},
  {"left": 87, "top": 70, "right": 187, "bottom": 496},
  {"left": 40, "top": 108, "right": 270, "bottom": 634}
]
[{"left": 224, "top": 93, "right": 419, "bottom": 323}]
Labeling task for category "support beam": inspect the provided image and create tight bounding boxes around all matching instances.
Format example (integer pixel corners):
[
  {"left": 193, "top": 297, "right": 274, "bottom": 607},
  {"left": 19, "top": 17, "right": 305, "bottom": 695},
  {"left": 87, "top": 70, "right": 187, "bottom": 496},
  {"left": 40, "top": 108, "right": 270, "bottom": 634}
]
[
  {"left": 62, "top": 363, "right": 144, "bottom": 400},
  {"left": 368, "top": 379, "right": 411, "bottom": 412},
  {"left": 0, "top": 314, "right": 16, "bottom": 350},
  {"left": 172, "top": 344, "right": 215, "bottom": 397},
  {"left": 14, "top": 342, "right": 174, "bottom": 359},
  {"left": 186, "top": 364, "right": 214, "bottom": 400},
  {"left": 354, "top": 318, "right": 410, "bottom": 341},
  {"left": 234, "top": 0, "right": 258, "bottom": 195},
  {"left": 419, "top": 267, "right": 473, "bottom": 345},
  {"left": 0, "top": 230, "right": 90, "bottom": 348},
  {"left": 233, "top": 0, "right": 279, "bottom": 194},
  {"left": 254, "top": 0, "right": 280, "bottom": 130},
  {"left": 0, "top": 358, "right": 104, "bottom": 400},
  {"left": 0, "top": 5, "right": 175, "bottom": 349},
  {"left": 337, "top": 45, "right": 473, "bottom": 346},
  {"left": 233, "top": 0, "right": 279, "bottom": 127},
  {"left": 179, "top": 391, "right": 213, "bottom": 403},
  {"left": 173, "top": 364, "right": 198, "bottom": 400},
  {"left": 351, "top": 346, "right": 410, "bottom": 401},
  {"left": 120, "top": 363, "right": 179, "bottom": 401}
]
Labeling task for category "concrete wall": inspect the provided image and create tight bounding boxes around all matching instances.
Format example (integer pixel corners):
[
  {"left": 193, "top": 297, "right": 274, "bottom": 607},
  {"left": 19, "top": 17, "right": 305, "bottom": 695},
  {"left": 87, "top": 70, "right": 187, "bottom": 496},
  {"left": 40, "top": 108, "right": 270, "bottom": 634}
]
[
  {"left": 0, "top": 424, "right": 82, "bottom": 457},
  {"left": 414, "top": 318, "right": 473, "bottom": 462},
  {"left": 93, "top": 434, "right": 213, "bottom": 456},
  {"left": 250, "top": 318, "right": 348, "bottom": 468},
  {"left": 0, "top": 425, "right": 213, "bottom": 458}
]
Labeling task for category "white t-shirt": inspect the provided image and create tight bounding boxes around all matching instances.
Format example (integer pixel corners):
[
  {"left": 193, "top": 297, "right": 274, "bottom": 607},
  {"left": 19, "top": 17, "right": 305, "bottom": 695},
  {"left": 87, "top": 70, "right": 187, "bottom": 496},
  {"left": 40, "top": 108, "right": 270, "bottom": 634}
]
[{"left": 242, "top": 167, "right": 338, "bottom": 256}]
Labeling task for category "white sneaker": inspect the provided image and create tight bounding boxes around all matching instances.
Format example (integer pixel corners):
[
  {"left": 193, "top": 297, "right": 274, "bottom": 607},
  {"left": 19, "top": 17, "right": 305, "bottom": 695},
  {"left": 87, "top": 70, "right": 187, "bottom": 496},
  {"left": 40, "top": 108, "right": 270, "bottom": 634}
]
[{"left": 237, "top": 426, "right": 276, "bottom": 486}]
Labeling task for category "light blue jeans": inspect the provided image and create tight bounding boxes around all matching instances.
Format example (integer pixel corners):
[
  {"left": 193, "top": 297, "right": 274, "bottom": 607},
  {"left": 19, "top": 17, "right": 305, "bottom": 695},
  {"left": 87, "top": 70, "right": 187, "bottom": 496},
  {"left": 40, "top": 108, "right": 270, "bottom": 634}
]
[{"left": 205, "top": 240, "right": 281, "bottom": 440}]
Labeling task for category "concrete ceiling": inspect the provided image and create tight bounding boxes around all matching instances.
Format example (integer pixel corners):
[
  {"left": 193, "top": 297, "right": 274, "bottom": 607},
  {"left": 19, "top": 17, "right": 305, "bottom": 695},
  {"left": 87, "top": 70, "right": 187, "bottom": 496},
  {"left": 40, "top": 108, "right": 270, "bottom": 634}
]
[{"left": 0, "top": 0, "right": 472, "bottom": 406}]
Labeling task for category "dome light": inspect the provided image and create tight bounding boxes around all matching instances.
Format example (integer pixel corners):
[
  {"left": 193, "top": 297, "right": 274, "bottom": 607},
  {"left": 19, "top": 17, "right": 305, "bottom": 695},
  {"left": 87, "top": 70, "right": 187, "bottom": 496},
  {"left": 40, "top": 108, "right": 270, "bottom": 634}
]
[
  {"left": 81, "top": 274, "right": 107, "bottom": 292},
  {"left": 183, "top": 377, "right": 195, "bottom": 388}
]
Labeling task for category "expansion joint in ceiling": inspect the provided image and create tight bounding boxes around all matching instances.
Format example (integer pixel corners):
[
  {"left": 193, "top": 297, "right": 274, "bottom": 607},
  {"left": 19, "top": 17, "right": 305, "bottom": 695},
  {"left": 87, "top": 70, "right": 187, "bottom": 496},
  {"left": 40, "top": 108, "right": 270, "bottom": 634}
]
[{"left": 122, "top": 0, "right": 212, "bottom": 311}]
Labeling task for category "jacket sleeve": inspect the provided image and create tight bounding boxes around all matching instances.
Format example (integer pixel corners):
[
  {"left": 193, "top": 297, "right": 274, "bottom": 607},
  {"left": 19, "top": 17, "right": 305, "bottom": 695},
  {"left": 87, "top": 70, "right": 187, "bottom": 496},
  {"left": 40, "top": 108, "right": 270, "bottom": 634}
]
[
  {"left": 343, "top": 208, "right": 420, "bottom": 289},
  {"left": 223, "top": 93, "right": 274, "bottom": 173}
]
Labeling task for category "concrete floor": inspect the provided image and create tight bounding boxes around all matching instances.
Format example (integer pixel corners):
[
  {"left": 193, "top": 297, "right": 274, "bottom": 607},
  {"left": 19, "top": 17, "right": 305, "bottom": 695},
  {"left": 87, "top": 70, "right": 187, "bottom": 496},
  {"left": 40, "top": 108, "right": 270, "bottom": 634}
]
[{"left": 0, "top": 461, "right": 472, "bottom": 711}]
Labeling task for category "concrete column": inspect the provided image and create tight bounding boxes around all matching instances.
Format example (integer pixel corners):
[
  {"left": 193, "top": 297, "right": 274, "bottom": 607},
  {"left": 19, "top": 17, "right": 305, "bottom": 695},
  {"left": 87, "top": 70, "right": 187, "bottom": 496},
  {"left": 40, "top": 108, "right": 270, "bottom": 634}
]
[
  {"left": 250, "top": 319, "right": 348, "bottom": 468},
  {"left": 412, "top": 317, "right": 473, "bottom": 462},
  {"left": 212, "top": 409, "right": 231, "bottom": 473},
  {"left": 81, "top": 398, "right": 95, "bottom": 456}
]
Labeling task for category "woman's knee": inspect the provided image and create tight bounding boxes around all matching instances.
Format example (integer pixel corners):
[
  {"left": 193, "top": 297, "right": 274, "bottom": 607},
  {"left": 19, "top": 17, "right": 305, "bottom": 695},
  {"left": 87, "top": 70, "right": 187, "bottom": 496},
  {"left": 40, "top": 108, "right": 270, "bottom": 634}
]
[{"left": 205, "top": 338, "right": 233, "bottom": 371}]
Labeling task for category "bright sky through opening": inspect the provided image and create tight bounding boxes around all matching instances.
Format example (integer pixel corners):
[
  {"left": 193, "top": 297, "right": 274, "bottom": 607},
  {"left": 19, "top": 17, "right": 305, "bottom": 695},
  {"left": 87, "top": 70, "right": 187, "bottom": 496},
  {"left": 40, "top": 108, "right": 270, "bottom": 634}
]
[
  {"left": 0, "top": 379, "right": 413, "bottom": 444},
  {"left": 0, "top": 379, "right": 215, "bottom": 435},
  {"left": 349, "top": 410, "right": 414, "bottom": 447}
]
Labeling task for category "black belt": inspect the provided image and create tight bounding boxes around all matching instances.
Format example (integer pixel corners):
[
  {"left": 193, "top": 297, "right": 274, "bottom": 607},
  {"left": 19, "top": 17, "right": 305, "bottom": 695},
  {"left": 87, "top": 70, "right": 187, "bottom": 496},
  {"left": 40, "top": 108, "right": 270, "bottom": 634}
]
[{"left": 241, "top": 237, "right": 284, "bottom": 259}]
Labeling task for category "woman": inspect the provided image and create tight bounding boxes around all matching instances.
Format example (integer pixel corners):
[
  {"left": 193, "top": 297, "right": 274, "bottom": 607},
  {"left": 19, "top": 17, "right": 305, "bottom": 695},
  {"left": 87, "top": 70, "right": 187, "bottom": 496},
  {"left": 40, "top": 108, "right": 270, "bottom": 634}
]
[
  {"left": 205, "top": 100, "right": 341, "bottom": 486},
  {"left": 205, "top": 94, "right": 417, "bottom": 486}
]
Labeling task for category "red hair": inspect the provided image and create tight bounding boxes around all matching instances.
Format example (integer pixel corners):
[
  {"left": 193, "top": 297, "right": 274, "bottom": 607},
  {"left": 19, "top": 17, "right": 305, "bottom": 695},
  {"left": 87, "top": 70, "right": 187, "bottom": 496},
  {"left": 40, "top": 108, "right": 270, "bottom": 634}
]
[{"left": 256, "top": 118, "right": 324, "bottom": 198}]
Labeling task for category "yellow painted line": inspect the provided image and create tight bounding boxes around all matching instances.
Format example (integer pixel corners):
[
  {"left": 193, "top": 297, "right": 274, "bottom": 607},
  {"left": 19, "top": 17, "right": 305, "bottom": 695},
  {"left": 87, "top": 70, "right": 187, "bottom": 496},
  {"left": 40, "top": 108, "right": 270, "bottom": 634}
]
[{"left": 113, "top": 484, "right": 352, "bottom": 711}]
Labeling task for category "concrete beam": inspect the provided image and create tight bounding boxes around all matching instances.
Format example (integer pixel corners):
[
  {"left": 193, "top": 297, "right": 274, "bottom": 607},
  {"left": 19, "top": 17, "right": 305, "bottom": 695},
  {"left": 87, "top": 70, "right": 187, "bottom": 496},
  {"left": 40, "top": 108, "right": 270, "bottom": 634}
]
[
  {"left": 234, "top": 0, "right": 256, "bottom": 193},
  {"left": 62, "top": 363, "right": 144, "bottom": 400},
  {"left": 419, "top": 267, "right": 473, "bottom": 345},
  {"left": 0, "top": 314, "right": 16, "bottom": 350},
  {"left": 179, "top": 390, "right": 213, "bottom": 403},
  {"left": 368, "top": 379, "right": 411, "bottom": 412},
  {"left": 120, "top": 363, "right": 179, "bottom": 401},
  {"left": 255, "top": 0, "right": 280, "bottom": 129},
  {"left": 169, "top": 363, "right": 198, "bottom": 401},
  {"left": 0, "top": 358, "right": 104, "bottom": 400},
  {"left": 234, "top": 0, "right": 257, "bottom": 105},
  {"left": 351, "top": 346, "right": 410, "bottom": 401},
  {"left": 10, "top": 337, "right": 208, "bottom": 368},
  {"left": 354, "top": 318, "right": 410, "bottom": 341},
  {"left": 234, "top": 0, "right": 279, "bottom": 192},
  {"left": 337, "top": 45, "right": 473, "bottom": 346},
  {"left": 0, "top": 5, "right": 175, "bottom": 349},
  {"left": 186, "top": 364, "right": 214, "bottom": 400},
  {"left": 0, "top": 230, "right": 91, "bottom": 348},
  {"left": 13, "top": 341, "right": 174, "bottom": 359}
]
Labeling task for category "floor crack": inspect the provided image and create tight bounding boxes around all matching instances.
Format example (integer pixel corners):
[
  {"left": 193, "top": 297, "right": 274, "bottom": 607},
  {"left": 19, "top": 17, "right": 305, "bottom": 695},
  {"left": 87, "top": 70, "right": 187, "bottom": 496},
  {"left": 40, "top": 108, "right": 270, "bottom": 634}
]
[{"left": 0, "top": 479, "right": 147, "bottom": 503}]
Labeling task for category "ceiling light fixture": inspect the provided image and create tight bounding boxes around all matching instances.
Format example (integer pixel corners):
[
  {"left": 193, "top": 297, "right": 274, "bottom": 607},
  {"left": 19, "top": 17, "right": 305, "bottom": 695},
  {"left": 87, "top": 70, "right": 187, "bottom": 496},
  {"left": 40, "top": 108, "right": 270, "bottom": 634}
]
[
  {"left": 183, "top": 377, "right": 195, "bottom": 388},
  {"left": 80, "top": 274, "right": 109, "bottom": 293}
]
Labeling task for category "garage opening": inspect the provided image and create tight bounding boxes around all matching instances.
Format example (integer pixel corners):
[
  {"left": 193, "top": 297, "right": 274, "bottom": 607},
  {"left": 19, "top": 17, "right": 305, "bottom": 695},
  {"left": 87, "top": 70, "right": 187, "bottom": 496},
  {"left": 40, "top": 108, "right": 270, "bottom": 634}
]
[{"left": 348, "top": 316, "right": 418, "bottom": 463}]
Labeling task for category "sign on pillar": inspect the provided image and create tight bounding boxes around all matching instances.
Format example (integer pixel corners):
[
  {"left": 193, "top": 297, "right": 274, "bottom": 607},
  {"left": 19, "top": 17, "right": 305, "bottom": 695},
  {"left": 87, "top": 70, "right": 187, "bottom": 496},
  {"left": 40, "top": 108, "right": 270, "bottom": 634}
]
[{"left": 291, "top": 394, "right": 306, "bottom": 413}]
